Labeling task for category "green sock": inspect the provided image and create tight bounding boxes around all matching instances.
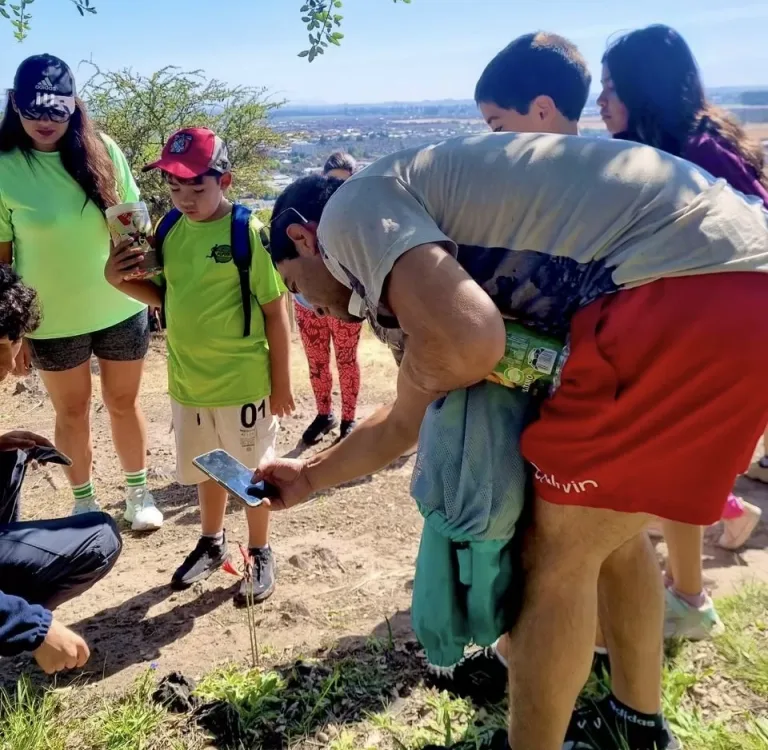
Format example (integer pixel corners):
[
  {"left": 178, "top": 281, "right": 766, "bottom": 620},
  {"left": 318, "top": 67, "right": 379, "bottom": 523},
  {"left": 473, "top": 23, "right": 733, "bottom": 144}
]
[
  {"left": 125, "top": 469, "right": 148, "bottom": 489},
  {"left": 72, "top": 480, "right": 95, "bottom": 502}
]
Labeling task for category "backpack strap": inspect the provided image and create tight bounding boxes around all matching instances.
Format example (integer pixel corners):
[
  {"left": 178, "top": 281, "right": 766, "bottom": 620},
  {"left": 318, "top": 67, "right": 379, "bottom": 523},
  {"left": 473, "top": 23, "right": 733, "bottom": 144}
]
[
  {"left": 151, "top": 208, "right": 183, "bottom": 332},
  {"left": 230, "top": 203, "right": 254, "bottom": 337},
  {"left": 153, "top": 208, "right": 183, "bottom": 264}
]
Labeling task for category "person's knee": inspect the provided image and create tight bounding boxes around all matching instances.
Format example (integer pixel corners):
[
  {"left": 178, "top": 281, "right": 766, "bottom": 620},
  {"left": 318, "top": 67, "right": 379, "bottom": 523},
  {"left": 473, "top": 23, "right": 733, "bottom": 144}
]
[
  {"left": 80, "top": 512, "right": 122, "bottom": 573},
  {"left": 601, "top": 531, "right": 653, "bottom": 577},
  {"left": 102, "top": 388, "right": 140, "bottom": 418},
  {"left": 55, "top": 396, "right": 90, "bottom": 425},
  {"left": 99, "top": 513, "right": 123, "bottom": 563}
]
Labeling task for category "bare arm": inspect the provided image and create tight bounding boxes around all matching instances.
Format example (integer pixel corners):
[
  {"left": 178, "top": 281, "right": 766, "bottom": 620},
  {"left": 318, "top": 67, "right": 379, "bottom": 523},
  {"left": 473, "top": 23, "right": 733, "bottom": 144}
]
[
  {"left": 113, "top": 279, "right": 165, "bottom": 309},
  {"left": 0, "top": 241, "right": 11, "bottom": 266},
  {"left": 303, "top": 242, "right": 505, "bottom": 493},
  {"left": 262, "top": 294, "right": 295, "bottom": 417}
]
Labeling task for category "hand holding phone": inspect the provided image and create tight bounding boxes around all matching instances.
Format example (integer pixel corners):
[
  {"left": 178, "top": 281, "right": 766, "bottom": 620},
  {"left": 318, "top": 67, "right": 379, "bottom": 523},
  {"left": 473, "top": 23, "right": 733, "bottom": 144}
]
[
  {"left": 247, "top": 480, "right": 281, "bottom": 500},
  {"left": 193, "top": 450, "right": 280, "bottom": 507}
]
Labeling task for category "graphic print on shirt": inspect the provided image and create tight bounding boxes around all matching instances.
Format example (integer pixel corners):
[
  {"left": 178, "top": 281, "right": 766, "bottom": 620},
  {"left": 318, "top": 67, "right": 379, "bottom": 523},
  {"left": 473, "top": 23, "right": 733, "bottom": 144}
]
[
  {"left": 456, "top": 245, "right": 618, "bottom": 337},
  {"left": 208, "top": 244, "right": 233, "bottom": 264}
]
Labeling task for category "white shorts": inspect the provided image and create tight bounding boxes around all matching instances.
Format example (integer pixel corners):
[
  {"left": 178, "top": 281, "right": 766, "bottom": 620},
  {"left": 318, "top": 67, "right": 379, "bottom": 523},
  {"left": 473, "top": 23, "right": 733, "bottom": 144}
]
[{"left": 171, "top": 398, "right": 278, "bottom": 486}]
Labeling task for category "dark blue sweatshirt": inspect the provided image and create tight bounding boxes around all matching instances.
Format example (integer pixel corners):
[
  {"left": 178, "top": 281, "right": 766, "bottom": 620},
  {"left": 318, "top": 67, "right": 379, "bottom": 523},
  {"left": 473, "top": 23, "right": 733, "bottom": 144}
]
[{"left": 0, "top": 592, "right": 52, "bottom": 656}]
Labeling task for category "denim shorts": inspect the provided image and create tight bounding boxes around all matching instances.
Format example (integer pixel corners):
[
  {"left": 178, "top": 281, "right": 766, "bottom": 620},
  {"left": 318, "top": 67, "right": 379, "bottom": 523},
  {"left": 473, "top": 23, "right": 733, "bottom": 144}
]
[{"left": 29, "top": 309, "right": 150, "bottom": 372}]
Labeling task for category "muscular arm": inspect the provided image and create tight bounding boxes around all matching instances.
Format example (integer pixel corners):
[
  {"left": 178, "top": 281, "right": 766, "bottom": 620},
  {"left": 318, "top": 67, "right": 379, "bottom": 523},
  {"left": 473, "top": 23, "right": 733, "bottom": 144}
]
[
  {"left": 0, "top": 241, "right": 11, "bottom": 265},
  {"left": 304, "top": 242, "right": 505, "bottom": 493}
]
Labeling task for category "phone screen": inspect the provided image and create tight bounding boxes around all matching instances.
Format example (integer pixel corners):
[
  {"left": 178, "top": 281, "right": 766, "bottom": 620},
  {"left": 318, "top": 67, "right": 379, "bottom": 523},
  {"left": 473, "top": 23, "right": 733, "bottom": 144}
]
[{"left": 192, "top": 450, "right": 265, "bottom": 508}]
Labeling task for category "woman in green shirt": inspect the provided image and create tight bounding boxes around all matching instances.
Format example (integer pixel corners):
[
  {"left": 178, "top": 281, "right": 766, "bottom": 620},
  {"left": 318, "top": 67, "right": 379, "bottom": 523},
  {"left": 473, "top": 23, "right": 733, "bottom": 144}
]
[{"left": 0, "top": 54, "right": 162, "bottom": 531}]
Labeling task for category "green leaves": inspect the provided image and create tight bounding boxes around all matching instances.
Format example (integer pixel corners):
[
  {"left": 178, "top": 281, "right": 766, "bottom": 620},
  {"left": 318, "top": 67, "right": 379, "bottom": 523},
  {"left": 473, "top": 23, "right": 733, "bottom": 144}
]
[
  {"left": 2, "top": 0, "right": 410, "bottom": 49},
  {"left": 80, "top": 64, "right": 285, "bottom": 218},
  {"left": 1, "top": 0, "right": 94, "bottom": 40},
  {"left": 297, "top": 0, "right": 409, "bottom": 61}
]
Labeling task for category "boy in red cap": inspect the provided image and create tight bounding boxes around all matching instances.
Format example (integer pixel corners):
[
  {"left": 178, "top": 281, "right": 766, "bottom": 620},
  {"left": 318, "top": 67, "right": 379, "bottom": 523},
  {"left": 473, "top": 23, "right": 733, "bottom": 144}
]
[{"left": 106, "top": 128, "right": 293, "bottom": 605}]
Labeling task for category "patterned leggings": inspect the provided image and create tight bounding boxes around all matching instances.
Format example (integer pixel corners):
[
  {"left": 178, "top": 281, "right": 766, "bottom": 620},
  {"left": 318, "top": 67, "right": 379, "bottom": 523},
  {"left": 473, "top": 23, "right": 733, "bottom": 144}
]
[{"left": 295, "top": 302, "right": 362, "bottom": 422}]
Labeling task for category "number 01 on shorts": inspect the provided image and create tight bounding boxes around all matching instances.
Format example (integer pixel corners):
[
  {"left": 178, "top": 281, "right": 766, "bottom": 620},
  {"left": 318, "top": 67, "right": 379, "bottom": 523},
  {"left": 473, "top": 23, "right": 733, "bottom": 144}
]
[{"left": 171, "top": 399, "right": 278, "bottom": 486}]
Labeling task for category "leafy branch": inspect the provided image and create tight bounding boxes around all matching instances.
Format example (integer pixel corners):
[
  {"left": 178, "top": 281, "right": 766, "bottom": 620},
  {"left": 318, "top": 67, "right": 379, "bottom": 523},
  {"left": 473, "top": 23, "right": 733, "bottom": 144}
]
[
  {"left": 2, "top": 0, "right": 412, "bottom": 54},
  {"left": 0, "top": 0, "right": 94, "bottom": 41},
  {"left": 80, "top": 63, "right": 285, "bottom": 217},
  {"left": 298, "top": 0, "right": 411, "bottom": 61}
]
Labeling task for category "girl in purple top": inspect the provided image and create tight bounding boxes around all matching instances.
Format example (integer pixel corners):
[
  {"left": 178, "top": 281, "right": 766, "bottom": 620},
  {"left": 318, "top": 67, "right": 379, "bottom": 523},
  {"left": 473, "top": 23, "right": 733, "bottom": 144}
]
[{"left": 598, "top": 24, "right": 766, "bottom": 641}]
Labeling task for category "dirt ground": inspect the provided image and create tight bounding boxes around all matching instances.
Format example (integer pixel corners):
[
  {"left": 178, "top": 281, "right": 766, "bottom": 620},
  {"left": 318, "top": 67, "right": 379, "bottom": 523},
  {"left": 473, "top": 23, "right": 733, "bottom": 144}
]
[{"left": 1, "top": 331, "right": 767, "bottom": 697}]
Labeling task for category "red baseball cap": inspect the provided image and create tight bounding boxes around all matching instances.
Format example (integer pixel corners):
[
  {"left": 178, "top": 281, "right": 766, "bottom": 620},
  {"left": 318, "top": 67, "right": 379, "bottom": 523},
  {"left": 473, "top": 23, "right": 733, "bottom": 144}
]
[{"left": 142, "top": 127, "right": 230, "bottom": 179}]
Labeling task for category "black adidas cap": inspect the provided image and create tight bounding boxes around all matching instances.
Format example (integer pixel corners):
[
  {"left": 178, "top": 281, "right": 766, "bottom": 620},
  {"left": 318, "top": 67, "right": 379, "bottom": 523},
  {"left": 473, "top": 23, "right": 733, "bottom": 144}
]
[{"left": 13, "top": 54, "right": 76, "bottom": 117}]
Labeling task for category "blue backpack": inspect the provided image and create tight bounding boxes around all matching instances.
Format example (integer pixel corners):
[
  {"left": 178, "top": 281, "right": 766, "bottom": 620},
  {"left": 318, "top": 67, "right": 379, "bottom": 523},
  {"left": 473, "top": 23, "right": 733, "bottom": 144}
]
[{"left": 154, "top": 203, "right": 255, "bottom": 337}]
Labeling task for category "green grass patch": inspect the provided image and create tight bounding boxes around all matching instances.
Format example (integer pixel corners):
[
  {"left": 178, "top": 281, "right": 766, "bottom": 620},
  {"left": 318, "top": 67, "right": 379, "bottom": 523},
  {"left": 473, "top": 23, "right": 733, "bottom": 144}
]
[
  {"left": 87, "top": 670, "right": 168, "bottom": 750},
  {"left": 1, "top": 584, "right": 767, "bottom": 749},
  {"left": 713, "top": 583, "right": 768, "bottom": 697},
  {"left": 0, "top": 677, "right": 70, "bottom": 750}
]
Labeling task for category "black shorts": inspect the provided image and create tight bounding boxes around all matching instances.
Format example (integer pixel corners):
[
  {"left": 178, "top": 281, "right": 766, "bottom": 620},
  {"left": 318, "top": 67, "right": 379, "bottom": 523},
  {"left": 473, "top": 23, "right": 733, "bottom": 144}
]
[{"left": 29, "top": 309, "right": 150, "bottom": 372}]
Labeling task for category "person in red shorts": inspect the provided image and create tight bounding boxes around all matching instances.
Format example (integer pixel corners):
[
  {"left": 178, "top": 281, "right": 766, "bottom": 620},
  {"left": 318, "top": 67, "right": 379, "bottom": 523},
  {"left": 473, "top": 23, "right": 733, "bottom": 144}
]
[
  {"left": 293, "top": 152, "right": 362, "bottom": 445},
  {"left": 257, "top": 132, "right": 768, "bottom": 750}
]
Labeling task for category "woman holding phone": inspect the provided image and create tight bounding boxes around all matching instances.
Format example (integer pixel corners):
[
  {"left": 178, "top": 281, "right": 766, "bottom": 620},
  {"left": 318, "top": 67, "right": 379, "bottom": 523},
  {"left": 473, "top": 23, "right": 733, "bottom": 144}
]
[
  {"left": 598, "top": 24, "right": 765, "bottom": 640},
  {"left": 0, "top": 54, "right": 162, "bottom": 530}
]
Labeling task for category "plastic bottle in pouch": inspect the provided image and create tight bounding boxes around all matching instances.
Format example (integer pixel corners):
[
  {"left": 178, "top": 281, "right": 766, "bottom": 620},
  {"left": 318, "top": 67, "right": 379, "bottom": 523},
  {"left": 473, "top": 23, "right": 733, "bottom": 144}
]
[{"left": 487, "top": 321, "right": 566, "bottom": 396}]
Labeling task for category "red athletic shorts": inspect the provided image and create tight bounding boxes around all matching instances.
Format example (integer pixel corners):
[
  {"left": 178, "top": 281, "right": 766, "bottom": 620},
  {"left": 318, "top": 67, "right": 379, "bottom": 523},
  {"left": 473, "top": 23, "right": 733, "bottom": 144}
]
[{"left": 521, "top": 273, "right": 768, "bottom": 525}]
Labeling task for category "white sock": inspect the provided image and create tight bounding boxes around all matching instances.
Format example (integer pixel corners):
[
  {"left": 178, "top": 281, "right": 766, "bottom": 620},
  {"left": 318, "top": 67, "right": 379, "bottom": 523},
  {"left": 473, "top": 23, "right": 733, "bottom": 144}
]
[{"left": 203, "top": 531, "right": 224, "bottom": 544}]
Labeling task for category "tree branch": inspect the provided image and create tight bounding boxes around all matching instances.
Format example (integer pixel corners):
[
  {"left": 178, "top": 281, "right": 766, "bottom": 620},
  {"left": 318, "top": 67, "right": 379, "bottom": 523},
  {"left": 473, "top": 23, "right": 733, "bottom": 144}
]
[{"left": 3, "top": 0, "right": 411, "bottom": 55}]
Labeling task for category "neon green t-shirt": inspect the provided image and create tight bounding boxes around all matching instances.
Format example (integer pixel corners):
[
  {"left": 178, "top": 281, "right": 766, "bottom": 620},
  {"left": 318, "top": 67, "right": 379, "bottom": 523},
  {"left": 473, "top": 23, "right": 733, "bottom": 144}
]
[
  {"left": 159, "top": 211, "right": 286, "bottom": 408},
  {"left": 0, "top": 134, "right": 146, "bottom": 340}
]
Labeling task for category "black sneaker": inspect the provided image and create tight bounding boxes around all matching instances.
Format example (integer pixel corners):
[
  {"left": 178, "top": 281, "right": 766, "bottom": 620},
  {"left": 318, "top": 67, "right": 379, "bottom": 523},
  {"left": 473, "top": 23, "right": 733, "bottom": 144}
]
[
  {"left": 427, "top": 646, "right": 508, "bottom": 705},
  {"left": 171, "top": 533, "right": 228, "bottom": 590},
  {"left": 302, "top": 414, "right": 338, "bottom": 445},
  {"left": 340, "top": 419, "right": 356, "bottom": 439},
  {"left": 565, "top": 697, "right": 681, "bottom": 750},
  {"left": 427, "top": 647, "right": 612, "bottom": 707},
  {"left": 234, "top": 546, "right": 276, "bottom": 606}
]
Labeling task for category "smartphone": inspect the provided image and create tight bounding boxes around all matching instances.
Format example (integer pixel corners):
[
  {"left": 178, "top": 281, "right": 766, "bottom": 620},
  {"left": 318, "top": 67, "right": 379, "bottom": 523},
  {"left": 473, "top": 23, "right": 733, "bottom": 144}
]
[
  {"left": 192, "top": 449, "right": 279, "bottom": 508},
  {"left": 33, "top": 447, "right": 73, "bottom": 467}
]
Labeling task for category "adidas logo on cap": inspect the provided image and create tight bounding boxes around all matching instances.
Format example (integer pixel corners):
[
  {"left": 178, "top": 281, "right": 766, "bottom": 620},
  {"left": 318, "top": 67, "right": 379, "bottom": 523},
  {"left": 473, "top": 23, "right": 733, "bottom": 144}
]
[{"left": 35, "top": 77, "right": 56, "bottom": 92}]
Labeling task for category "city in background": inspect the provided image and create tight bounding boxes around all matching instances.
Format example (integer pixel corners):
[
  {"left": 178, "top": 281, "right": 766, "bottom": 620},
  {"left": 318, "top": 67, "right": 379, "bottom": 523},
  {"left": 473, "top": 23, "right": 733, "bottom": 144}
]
[{"left": 250, "top": 89, "right": 768, "bottom": 212}]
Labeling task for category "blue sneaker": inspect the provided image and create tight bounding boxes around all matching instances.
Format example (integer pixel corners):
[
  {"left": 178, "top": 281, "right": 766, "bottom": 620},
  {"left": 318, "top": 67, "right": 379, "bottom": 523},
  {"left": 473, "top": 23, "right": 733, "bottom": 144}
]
[{"left": 664, "top": 588, "right": 724, "bottom": 641}]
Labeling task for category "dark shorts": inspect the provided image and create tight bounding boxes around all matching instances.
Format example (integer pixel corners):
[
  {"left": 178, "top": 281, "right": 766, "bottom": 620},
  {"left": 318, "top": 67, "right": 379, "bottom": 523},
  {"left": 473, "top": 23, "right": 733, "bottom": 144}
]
[{"left": 29, "top": 309, "right": 150, "bottom": 372}]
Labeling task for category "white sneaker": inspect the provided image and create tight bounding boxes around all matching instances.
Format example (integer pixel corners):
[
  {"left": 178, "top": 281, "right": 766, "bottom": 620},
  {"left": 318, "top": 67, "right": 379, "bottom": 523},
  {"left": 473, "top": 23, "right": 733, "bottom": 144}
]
[
  {"left": 72, "top": 496, "right": 102, "bottom": 515},
  {"left": 718, "top": 500, "right": 762, "bottom": 550},
  {"left": 124, "top": 487, "right": 163, "bottom": 531},
  {"left": 745, "top": 456, "right": 768, "bottom": 484}
]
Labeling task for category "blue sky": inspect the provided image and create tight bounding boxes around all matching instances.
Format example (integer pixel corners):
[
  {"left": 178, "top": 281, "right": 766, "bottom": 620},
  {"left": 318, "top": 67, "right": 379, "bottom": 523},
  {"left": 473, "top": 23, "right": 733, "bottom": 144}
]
[{"left": 2, "top": 0, "right": 768, "bottom": 104}]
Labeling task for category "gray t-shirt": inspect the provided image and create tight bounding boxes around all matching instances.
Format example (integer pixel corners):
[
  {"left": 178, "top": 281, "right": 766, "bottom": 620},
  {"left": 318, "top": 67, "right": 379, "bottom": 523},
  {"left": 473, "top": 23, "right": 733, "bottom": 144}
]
[{"left": 317, "top": 132, "right": 768, "bottom": 337}]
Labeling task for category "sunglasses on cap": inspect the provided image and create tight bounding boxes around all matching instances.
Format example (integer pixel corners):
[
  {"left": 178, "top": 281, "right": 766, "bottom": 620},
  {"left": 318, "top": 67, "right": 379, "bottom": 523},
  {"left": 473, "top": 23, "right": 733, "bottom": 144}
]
[
  {"left": 258, "top": 206, "right": 309, "bottom": 254},
  {"left": 12, "top": 91, "right": 76, "bottom": 124}
]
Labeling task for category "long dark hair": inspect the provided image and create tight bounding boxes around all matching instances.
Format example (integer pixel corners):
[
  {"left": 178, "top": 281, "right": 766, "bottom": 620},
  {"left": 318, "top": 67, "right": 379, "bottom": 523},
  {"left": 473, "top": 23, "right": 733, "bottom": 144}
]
[
  {"left": 603, "top": 24, "right": 767, "bottom": 188},
  {"left": 0, "top": 94, "right": 119, "bottom": 212}
]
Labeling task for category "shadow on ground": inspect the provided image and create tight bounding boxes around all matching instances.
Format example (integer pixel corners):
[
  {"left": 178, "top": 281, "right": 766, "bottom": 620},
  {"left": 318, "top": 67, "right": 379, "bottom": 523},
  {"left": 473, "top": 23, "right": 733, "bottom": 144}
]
[
  {"left": 0, "top": 582, "right": 236, "bottom": 689},
  {"left": 151, "top": 608, "right": 428, "bottom": 749}
]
